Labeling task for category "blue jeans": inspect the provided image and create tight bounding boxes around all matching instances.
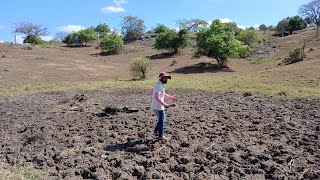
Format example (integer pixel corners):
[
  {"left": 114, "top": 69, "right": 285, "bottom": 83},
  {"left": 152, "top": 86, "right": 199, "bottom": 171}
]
[{"left": 154, "top": 110, "right": 166, "bottom": 137}]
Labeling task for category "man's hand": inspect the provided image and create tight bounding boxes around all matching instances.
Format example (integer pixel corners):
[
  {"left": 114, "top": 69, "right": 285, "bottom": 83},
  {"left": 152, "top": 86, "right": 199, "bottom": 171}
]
[
  {"left": 164, "top": 104, "right": 170, "bottom": 109},
  {"left": 172, "top": 97, "right": 178, "bottom": 103}
]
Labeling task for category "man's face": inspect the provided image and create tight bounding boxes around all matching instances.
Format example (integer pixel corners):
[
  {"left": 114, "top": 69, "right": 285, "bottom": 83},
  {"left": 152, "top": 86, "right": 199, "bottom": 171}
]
[{"left": 160, "top": 77, "right": 168, "bottom": 84}]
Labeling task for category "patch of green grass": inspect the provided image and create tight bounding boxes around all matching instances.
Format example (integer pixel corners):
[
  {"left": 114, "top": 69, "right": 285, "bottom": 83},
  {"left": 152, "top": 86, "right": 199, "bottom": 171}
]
[
  {"left": 249, "top": 60, "right": 264, "bottom": 65},
  {"left": 0, "top": 73, "right": 319, "bottom": 98},
  {"left": 0, "top": 166, "right": 45, "bottom": 180}
]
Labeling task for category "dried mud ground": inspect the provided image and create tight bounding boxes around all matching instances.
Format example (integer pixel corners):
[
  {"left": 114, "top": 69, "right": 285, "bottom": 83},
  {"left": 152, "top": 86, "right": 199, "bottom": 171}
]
[{"left": 0, "top": 90, "right": 319, "bottom": 180}]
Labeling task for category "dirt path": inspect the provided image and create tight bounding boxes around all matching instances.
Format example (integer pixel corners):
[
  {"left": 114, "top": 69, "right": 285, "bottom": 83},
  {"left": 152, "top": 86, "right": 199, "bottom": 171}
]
[{"left": 0, "top": 90, "right": 319, "bottom": 179}]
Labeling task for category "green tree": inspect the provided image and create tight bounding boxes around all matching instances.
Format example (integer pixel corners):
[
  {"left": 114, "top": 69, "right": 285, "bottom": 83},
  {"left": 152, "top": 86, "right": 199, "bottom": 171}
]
[
  {"left": 288, "top": 16, "right": 307, "bottom": 34},
  {"left": 154, "top": 29, "right": 190, "bottom": 54},
  {"left": 99, "top": 33, "right": 124, "bottom": 54},
  {"left": 176, "top": 18, "right": 208, "bottom": 32},
  {"left": 23, "top": 35, "right": 46, "bottom": 45},
  {"left": 299, "top": 0, "right": 320, "bottom": 36},
  {"left": 224, "top": 22, "right": 240, "bottom": 36},
  {"left": 153, "top": 24, "right": 170, "bottom": 34},
  {"left": 77, "top": 29, "right": 99, "bottom": 46},
  {"left": 121, "top": 16, "right": 146, "bottom": 42},
  {"left": 229, "top": 39, "right": 251, "bottom": 58},
  {"left": 236, "top": 30, "right": 262, "bottom": 46},
  {"left": 259, "top": 24, "right": 268, "bottom": 32},
  {"left": 63, "top": 33, "right": 79, "bottom": 46},
  {"left": 94, "top": 23, "right": 111, "bottom": 38},
  {"left": 196, "top": 19, "right": 232, "bottom": 68}
]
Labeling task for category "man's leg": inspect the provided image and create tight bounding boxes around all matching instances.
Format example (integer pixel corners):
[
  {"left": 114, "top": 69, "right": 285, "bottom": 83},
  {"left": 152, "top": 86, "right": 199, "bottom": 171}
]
[
  {"left": 154, "top": 110, "right": 160, "bottom": 134},
  {"left": 157, "top": 110, "right": 166, "bottom": 137}
]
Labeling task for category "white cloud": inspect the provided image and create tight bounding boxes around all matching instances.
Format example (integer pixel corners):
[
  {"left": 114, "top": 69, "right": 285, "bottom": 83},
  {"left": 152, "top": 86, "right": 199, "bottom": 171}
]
[
  {"left": 0, "top": 40, "right": 4, "bottom": 43},
  {"left": 253, "top": 24, "right": 260, "bottom": 30},
  {"left": 57, "top": 25, "right": 85, "bottom": 33},
  {"left": 41, "top": 36, "right": 54, "bottom": 41},
  {"left": 101, "top": 6, "right": 125, "bottom": 13},
  {"left": 113, "top": 0, "right": 127, "bottom": 6},
  {"left": 15, "top": 35, "right": 24, "bottom": 44},
  {"left": 237, "top": 25, "right": 246, "bottom": 30},
  {"left": 219, "top": 18, "right": 233, "bottom": 23}
]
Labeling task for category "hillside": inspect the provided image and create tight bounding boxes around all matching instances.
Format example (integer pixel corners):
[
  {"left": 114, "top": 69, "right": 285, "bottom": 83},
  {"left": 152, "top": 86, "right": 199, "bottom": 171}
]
[{"left": 0, "top": 27, "right": 319, "bottom": 97}]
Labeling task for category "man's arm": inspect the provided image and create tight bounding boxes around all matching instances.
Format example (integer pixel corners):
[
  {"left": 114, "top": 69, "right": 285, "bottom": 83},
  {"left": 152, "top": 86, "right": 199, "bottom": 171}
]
[
  {"left": 154, "top": 92, "right": 168, "bottom": 107},
  {"left": 164, "top": 93, "right": 177, "bottom": 102}
]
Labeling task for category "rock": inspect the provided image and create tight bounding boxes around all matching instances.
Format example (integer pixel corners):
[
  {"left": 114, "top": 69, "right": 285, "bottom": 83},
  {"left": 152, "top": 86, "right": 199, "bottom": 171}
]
[
  {"left": 132, "top": 165, "right": 145, "bottom": 178},
  {"left": 226, "top": 146, "right": 236, "bottom": 153},
  {"left": 261, "top": 161, "right": 276, "bottom": 174},
  {"left": 174, "top": 164, "right": 187, "bottom": 173},
  {"left": 177, "top": 157, "right": 190, "bottom": 164}
]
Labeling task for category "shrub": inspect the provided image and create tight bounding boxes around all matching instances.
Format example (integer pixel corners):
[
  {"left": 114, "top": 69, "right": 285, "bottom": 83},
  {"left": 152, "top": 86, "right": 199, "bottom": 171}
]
[
  {"left": 236, "top": 30, "right": 262, "bottom": 46},
  {"left": 99, "top": 34, "right": 124, "bottom": 54},
  {"left": 130, "top": 57, "right": 151, "bottom": 80},
  {"left": 281, "top": 47, "right": 306, "bottom": 65},
  {"left": 280, "top": 42, "right": 306, "bottom": 65},
  {"left": 0, "top": 47, "right": 8, "bottom": 58},
  {"left": 229, "top": 39, "right": 251, "bottom": 58},
  {"left": 63, "top": 33, "right": 79, "bottom": 46},
  {"left": 23, "top": 35, "right": 46, "bottom": 45},
  {"left": 63, "top": 29, "right": 98, "bottom": 46}
]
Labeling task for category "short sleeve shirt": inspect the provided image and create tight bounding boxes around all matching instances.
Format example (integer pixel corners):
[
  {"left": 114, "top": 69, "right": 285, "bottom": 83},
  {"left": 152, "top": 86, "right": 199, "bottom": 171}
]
[{"left": 151, "top": 81, "right": 165, "bottom": 110}]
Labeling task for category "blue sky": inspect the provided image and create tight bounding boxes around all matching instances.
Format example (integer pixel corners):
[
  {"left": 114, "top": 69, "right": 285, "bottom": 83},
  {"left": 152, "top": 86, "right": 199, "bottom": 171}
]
[{"left": 0, "top": 0, "right": 309, "bottom": 43}]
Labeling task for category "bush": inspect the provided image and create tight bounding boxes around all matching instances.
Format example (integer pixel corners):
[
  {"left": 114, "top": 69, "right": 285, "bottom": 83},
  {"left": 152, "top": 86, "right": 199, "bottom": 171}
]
[
  {"left": 236, "top": 30, "right": 262, "bottom": 46},
  {"left": 63, "top": 29, "right": 98, "bottom": 47},
  {"left": 280, "top": 46, "right": 306, "bottom": 65},
  {"left": 63, "top": 33, "right": 79, "bottom": 45},
  {"left": 229, "top": 39, "right": 251, "bottom": 58},
  {"left": 154, "top": 29, "right": 190, "bottom": 53},
  {"left": 100, "top": 34, "right": 124, "bottom": 54},
  {"left": 0, "top": 47, "right": 8, "bottom": 58},
  {"left": 23, "top": 35, "right": 46, "bottom": 45},
  {"left": 130, "top": 57, "right": 151, "bottom": 80}
]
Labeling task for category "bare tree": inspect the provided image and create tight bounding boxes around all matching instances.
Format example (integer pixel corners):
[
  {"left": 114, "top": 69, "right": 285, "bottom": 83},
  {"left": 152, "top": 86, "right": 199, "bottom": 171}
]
[
  {"left": 55, "top": 32, "right": 68, "bottom": 42},
  {"left": 299, "top": 0, "right": 320, "bottom": 36},
  {"left": 14, "top": 22, "right": 49, "bottom": 38}
]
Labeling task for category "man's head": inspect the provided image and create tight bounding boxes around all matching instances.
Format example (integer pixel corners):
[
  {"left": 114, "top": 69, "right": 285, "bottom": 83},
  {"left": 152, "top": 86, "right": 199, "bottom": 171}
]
[{"left": 158, "top": 72, "right": 171, "bottom": 84}]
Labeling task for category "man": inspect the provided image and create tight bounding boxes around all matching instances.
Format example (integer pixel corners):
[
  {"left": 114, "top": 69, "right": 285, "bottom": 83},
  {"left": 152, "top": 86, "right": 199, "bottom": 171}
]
[{"left": 151, "top": 72, "right": 177, "bottom": 140}]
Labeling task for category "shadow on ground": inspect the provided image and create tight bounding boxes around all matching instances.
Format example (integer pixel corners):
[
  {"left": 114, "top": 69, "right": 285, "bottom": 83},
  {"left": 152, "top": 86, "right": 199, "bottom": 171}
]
[
  {"left": 146, "top": 52, "right": 175, "bottom": 60},
  {"left": 171, "top": 62, "right": 234, "bottom": 74}
]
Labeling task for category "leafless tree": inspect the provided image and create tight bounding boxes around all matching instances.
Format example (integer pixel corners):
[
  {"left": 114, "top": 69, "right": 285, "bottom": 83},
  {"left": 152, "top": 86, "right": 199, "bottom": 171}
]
[
  {"left": 55, "top": 32, "right": 68, "bottom": 42},
  {"left": 13, "top": 22, "right": 49, "bottom": 38},
  {"left": 299, "top": 0, "right": 320, "bottom": 36}
]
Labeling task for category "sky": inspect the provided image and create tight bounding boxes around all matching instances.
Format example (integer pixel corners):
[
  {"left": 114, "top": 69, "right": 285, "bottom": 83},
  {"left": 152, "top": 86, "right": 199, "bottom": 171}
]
[{"left": 0, "top": 0, "right": 309, "bottom": 43}]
